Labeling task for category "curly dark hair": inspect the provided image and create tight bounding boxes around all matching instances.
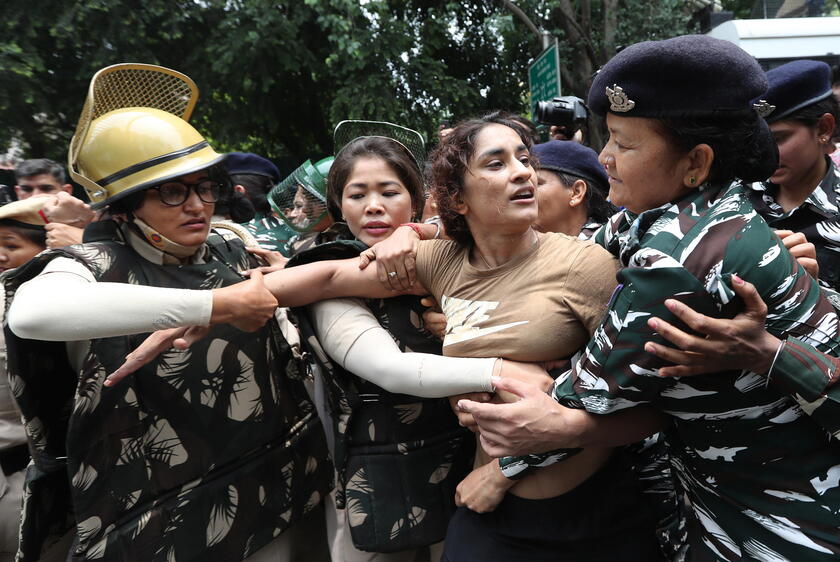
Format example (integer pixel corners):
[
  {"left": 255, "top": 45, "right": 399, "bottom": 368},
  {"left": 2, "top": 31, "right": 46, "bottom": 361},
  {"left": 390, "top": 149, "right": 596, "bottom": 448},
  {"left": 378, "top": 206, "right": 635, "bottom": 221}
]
[
  {"left": 428, "top": 111, "right": 534, "bottom": 246},
  {"left": 327, "top": 136, "right": 425, "bottom": 222}
]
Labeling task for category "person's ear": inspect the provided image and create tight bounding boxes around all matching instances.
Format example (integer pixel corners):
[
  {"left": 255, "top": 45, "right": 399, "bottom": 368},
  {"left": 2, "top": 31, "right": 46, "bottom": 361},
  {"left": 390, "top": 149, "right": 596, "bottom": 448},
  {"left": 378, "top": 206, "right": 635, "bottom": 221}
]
[
  {"left": 61, "top": 184, "right": 73, "bottom": 195},
  {"left": 452, "top": 192, "right": 468, "bottom": 216},
  {"left": 816, "top": 113, "right": 836, "bottom": 144},
  {"left": 233, "top": 184, "right": 247, "bottom": 195},
  {"left": 683, "top": 143, "right": 714, "bottom": 187},
  {"left": 568, "top": 179, "right": 588, "bottom": 208}
]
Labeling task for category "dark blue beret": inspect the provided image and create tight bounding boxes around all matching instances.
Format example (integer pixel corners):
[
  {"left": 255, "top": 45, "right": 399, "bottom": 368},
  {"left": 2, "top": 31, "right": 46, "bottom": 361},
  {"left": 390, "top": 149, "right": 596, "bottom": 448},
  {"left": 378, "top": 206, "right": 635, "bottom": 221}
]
[
  {"left": 533, "top": 141, "right": 608, "bottom": 193},
  {"left": 223, "top": 152, "right": 281, "bottom": 183},
  {"left": 588, "top": 35, "right": 767, "bottom": 118},
  {"left": 758, "top": 60, "right": 832, "bottom": 123}
]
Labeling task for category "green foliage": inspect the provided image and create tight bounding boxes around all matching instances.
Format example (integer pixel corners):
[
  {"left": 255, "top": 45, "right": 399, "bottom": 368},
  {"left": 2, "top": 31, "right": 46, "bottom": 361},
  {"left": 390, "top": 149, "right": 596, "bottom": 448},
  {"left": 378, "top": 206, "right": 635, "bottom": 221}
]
[
  {"left": 615, "top": 0, "right": 691, "bottom": 46},
  {"left": 720, "top": 0, "right": 756, "bottom": 19},
  {"left": 0, "top": 0, "right": 690, "bottom": 167}
]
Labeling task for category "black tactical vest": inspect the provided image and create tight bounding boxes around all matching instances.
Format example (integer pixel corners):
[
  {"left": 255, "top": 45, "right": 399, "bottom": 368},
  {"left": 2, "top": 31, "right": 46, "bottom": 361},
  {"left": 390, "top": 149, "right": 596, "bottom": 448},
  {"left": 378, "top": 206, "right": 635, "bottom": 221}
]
[
  {"left": 3, "top": 221, "right": 332, "bottom": 562},
  {"left": 288, "top": 240, "right": 472, "bottom": 553}
]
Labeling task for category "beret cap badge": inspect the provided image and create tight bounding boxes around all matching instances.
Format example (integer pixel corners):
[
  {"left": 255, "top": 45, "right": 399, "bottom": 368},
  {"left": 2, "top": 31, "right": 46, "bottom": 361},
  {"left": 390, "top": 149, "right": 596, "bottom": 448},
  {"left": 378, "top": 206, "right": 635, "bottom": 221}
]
[
  {"left": 606, "top": 84, "right": 635, "bottom": 112},
  {"left": 753, "top": 100, "right": 776, "bottom": 118}
]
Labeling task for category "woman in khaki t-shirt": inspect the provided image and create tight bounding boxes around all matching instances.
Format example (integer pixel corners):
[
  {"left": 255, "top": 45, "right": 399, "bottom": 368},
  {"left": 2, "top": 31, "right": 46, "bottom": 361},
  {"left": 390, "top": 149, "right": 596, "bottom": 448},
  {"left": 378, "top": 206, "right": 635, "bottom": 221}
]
[{"left": 368, "top": 115, "right": 658, "bottom": 561}]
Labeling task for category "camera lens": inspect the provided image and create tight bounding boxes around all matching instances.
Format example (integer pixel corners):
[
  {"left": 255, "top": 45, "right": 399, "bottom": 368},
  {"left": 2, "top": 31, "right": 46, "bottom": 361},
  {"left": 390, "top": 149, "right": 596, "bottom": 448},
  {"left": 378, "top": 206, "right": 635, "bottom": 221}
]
[{"left": 534, "top": 96, "right": 588, "bottom": 129}]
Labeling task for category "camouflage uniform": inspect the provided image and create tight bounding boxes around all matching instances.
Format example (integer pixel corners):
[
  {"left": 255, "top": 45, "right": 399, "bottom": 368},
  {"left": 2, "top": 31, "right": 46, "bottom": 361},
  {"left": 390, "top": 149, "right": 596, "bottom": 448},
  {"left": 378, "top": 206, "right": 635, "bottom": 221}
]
[
  {"left": 243, "top": 212, "right": 295, "bottom": 256},
  {"left": 745, "top": 158, "right": 840, "bottom": 291},
  {"left": 288, "top": 223, "right": 353, "bottom": 257},
  {"left": 578, "top": 217, "right": 605, "bottom": 241},
  {"left": 3, "top": 221, "right": 332, "bottom": 562},
  {"left": 502, "top": 181, "right": 840, "bottom": 560}
]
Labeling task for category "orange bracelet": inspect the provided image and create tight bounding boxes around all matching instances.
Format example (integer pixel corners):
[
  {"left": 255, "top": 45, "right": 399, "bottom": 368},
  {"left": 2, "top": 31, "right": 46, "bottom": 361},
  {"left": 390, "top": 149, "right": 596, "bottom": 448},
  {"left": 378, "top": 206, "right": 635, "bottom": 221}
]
[{"left": 398, "top": 223, "right": 424, "bottom": 239}]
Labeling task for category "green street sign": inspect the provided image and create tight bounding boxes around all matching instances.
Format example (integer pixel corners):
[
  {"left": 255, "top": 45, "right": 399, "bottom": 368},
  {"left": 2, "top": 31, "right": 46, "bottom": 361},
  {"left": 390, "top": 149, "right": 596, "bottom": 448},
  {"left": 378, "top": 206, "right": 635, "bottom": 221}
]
[{"left": 528, "top": 40, "right": 561, "bottom": 117}]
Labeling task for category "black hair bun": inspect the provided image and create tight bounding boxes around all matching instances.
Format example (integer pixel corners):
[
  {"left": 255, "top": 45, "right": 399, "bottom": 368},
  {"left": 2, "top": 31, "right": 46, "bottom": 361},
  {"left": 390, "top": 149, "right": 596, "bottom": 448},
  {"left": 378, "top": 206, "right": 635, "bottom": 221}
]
[
  {"left": 735, "top": 117, "right": 778, "bottom": 183},
  {"left": 227, "top": 191, "right": 256, "bottom": 223}
]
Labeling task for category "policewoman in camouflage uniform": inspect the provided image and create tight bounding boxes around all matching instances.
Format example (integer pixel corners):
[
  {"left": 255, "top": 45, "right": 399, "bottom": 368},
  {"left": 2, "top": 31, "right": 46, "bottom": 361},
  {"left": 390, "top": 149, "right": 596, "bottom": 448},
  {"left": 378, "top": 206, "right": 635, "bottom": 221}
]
[
  {"left": 458, "top": 35, "right": 840, "bottom": 560},
  {"left": 2, "top": 64, "right": 331, "bottom": 561},
  {"left": 744, "top": 60, "right": 840, "bottom": 290},
  {"left": 223, "top": 152, "right": 297, "bottom": 256}
]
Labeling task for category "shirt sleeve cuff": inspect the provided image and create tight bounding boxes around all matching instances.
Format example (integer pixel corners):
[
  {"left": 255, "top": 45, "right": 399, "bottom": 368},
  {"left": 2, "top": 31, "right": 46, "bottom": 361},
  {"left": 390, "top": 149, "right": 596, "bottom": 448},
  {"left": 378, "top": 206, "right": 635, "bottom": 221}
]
[
  {"left": 195, "top": 290, "right": 214, "bottom": 327},
  {"left": 766, "top": 337, "right": 840, "bottom": 401},
  {"left": 499, "top": 448, "right": 584, "bottom": 480}
]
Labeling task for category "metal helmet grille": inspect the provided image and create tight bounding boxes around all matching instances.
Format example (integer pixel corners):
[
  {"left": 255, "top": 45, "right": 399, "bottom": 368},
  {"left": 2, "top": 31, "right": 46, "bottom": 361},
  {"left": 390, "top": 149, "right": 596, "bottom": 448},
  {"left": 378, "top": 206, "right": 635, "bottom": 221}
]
[
  {"left": 69, "top": 64, "right": 199, "bottom": 197},
  {"left": 333, "top": 120, "right": 426, "bottom": 171},
  {"left": 268, "top": 160, "right": 329, "bottom": 233}
]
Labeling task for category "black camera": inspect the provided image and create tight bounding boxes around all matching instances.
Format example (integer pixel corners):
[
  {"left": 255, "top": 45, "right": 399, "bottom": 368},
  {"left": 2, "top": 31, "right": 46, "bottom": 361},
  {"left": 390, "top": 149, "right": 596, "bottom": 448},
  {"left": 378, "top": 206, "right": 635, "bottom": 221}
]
[
  {"left": 0, "top": 185, "right": 14, "bottom": 205},
  {"left": 535, "top": 96, "right": 588, "bottom": 128}
]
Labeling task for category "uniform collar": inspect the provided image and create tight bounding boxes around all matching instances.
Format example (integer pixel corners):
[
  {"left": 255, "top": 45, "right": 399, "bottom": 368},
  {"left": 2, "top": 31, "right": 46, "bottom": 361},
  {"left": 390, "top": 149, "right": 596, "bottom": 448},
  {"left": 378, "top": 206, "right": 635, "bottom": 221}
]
[
  {"left": 578, "top": 218, "right": 604, "bottom": 240},
  {"left": 746, "top": 157, "right": 840, "bottom": 219},
  {"left": 603, "top": 182, "right": 729, "bottom": 266}
]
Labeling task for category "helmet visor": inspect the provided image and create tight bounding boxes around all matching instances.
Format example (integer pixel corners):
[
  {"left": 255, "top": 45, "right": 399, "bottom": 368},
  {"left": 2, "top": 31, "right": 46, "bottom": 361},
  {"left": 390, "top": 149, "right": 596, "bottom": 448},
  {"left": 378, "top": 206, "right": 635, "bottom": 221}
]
[{"left": 268, "top": 160, "right": 329, "bottom": 233}]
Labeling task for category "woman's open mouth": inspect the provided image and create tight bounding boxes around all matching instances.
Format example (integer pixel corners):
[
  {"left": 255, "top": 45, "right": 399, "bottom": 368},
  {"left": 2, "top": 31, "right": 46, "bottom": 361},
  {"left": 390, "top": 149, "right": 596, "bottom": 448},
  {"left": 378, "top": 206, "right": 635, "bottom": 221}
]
[{"left": 510, "top": 186, "right": 535, "bottom": 202}]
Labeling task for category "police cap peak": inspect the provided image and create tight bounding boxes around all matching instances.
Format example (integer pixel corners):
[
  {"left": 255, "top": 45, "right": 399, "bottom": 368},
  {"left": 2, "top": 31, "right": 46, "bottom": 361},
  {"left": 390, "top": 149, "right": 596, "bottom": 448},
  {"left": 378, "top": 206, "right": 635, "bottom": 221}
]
[
  {"left": 588, "top": 35, "right": 767, "bottom": 118},
  {"left": 759, "top": 60, "right": 833, "bottom": 123}
]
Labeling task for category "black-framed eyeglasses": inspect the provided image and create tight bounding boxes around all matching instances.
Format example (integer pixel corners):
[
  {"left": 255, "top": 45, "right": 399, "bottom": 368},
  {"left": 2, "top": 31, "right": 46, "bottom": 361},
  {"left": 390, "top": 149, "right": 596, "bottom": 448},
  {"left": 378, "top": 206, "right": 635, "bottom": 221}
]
[{"left": 149, "top": 180, "right": 222, "bottom": 207}]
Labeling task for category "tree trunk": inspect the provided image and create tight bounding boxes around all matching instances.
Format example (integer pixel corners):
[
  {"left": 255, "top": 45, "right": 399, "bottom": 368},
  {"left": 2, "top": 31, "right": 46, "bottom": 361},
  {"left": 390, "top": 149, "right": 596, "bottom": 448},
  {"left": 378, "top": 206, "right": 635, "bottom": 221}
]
[
  {"left": 554, "top": 0, "right": 594, "bottom": 100},
  {"left": 602, "top": 0, "right": 619, "bottom": 61}
]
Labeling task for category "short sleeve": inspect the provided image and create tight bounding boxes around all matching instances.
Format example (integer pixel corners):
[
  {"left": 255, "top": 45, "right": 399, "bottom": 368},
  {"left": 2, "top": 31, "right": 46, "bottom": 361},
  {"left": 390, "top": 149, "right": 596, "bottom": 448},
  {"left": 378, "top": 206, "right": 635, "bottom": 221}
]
[
  {"left": 562, "top": 243, "right": 620, "bottom": 336},
  {"left": 415, "top": 240, "right": 461, "bottom": 300}
]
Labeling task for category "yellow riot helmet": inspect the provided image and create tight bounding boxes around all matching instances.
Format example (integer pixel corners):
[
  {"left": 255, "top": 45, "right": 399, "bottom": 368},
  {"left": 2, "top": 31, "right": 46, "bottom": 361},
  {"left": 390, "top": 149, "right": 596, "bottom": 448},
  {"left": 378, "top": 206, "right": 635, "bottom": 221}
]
[{"left": 68, "top": 63, "right": 225, "bottom": 208}]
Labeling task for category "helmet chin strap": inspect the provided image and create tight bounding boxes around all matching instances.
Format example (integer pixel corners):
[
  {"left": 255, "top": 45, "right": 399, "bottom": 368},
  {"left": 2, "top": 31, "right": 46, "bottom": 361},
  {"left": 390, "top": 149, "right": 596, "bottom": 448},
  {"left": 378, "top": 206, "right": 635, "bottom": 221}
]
[{"left": 132, "top": 216, "right": 201, "bottom": 259}]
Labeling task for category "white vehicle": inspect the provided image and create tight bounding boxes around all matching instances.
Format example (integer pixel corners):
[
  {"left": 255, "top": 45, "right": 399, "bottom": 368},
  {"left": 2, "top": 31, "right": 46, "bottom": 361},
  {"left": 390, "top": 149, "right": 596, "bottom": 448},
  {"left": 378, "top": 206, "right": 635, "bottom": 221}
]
[{"left": 707, "top": 16, "right": 840, "bottom": 67}]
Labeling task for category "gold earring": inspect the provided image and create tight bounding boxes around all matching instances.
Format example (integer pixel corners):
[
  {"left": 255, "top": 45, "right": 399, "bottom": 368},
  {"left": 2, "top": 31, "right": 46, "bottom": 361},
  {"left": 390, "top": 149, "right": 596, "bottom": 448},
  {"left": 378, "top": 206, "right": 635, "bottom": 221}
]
[{"left": 689, "top": 177, "right": 696, "bottom": 185}]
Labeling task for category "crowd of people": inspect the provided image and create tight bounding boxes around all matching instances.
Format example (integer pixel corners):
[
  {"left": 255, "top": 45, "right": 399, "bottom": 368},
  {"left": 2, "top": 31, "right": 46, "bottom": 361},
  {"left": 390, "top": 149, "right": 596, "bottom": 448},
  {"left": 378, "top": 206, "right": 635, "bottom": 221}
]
[{"left": 0, "top": 34, "right": 839, "bottom": 562}]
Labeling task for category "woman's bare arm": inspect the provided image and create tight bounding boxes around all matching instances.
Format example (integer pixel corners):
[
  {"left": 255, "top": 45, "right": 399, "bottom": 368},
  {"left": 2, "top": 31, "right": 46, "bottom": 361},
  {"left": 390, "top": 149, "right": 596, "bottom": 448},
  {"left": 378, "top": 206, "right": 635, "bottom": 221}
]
[{"left": 262, "top": 256, "right": 423, "bottom": 307}]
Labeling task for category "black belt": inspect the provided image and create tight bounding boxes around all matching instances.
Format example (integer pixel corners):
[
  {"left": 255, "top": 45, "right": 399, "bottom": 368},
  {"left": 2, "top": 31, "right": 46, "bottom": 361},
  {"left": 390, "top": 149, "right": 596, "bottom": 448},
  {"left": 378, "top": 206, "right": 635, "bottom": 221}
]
[{"left": 0, "top": 444, "right": 30, "bottom": 475}]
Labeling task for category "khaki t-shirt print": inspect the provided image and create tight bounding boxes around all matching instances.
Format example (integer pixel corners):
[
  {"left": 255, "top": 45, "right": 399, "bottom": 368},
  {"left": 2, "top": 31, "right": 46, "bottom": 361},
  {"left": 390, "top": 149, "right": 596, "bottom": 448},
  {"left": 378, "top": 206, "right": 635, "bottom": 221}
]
[{"left": 415, "top": 233, "right": 620, "bottom": 362}]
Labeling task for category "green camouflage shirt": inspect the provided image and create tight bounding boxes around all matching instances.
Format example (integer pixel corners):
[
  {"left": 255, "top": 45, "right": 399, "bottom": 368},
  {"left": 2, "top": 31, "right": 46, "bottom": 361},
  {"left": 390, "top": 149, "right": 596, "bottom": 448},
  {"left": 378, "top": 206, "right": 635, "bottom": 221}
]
[
  {"left": 746, "top": 158, "right": 840, "bottom": 291},
  {"left": 244, "top": 213, "right": 295, "bottom": 256},
  {"left": 502, "top": 181, "right": 840, "bottom": 560}
]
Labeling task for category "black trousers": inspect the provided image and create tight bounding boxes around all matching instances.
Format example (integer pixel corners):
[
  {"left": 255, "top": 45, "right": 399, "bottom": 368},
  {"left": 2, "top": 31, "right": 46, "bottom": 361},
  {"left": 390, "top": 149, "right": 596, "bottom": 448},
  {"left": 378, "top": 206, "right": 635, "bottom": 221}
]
[{"left": 441, "top": 454, "right": 661, "bottom": 561}]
